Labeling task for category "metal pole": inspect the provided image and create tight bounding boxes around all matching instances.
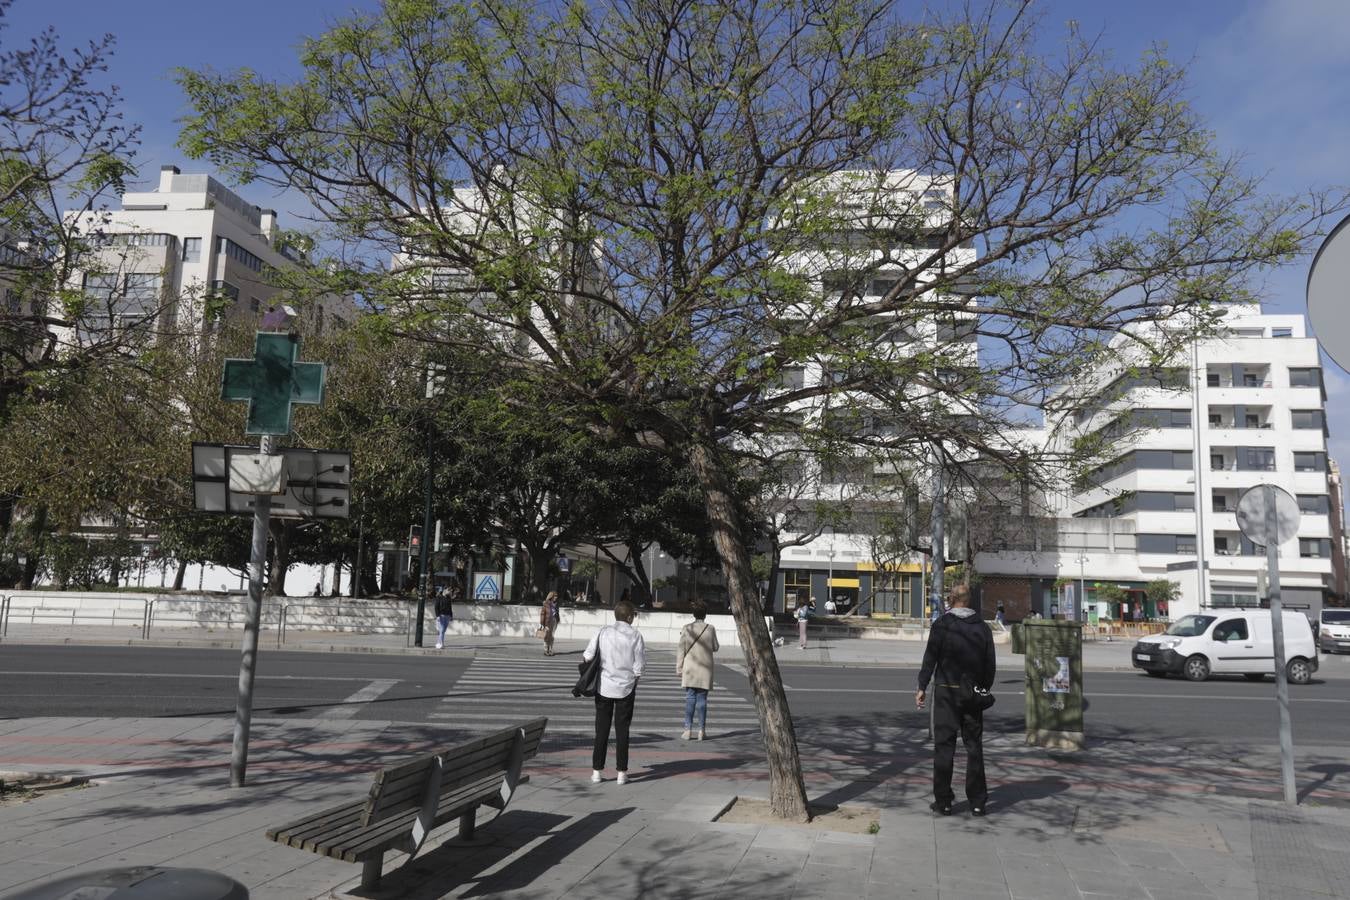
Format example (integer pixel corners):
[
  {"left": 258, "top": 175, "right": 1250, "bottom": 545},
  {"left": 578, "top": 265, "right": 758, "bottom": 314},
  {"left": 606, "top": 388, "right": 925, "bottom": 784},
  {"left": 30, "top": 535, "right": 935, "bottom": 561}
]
[
  {"left": 1191, "top": 329, "right": 1210, "bottom": 610},
  {"left": 231, "top": 433, "right": 274, "bottom": 788},
  {"left": 1078, "top": 556, "right": 1086, "bottom": 623},
  {"left": 930, "top": 454, "right": 945, "bottom": 616},
  {"left": 353, "top": 512, "right": 364, "bottom": 598},
  {"left": 415, "top": 421, "right": 434, "bottom": 647},
  {"left": 1265, "top": 484, "right": 1297, "bottom": 805}
]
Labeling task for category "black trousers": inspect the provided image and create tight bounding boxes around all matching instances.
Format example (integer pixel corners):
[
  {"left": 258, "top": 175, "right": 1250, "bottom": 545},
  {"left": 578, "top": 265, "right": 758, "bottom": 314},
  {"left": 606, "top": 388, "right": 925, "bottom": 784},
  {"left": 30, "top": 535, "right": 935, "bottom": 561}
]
[
  {"left": 593, "top": 689, "right": 636, "bottom": 772},
  {"left": 932, "top": 685, "right": 987, "bottom": 806}
]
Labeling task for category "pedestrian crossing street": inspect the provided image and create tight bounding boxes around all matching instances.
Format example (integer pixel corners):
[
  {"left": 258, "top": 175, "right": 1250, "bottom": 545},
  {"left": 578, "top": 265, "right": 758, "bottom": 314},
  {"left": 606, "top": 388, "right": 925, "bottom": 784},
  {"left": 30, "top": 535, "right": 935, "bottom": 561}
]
[{"left": 428, "top": 655, "right": 762, "bottom": 736}]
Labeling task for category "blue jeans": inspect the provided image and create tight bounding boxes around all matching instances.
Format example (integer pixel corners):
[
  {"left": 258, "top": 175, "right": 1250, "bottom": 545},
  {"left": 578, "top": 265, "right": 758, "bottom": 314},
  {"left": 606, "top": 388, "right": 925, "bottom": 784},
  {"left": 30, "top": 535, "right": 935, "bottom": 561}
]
[
  {"left": 436, "top": 614, "right": 452, "bottom": 644},
  {"left": 684, "top": 687, "right": 708, "bottom": 730}
]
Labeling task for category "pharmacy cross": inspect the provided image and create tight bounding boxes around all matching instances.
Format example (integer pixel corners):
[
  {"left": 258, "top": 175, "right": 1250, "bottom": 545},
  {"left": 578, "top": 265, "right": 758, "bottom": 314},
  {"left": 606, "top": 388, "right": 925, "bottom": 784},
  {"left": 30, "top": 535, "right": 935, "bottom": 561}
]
[{"left": 221, "top": 332, "right": 326, "bottom": 435}]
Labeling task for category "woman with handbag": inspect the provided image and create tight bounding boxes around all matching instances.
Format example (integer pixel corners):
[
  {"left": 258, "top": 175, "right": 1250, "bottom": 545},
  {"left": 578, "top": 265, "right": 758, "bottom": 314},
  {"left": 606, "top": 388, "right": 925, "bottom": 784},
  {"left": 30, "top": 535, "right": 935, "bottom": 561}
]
[
  {"left": 539, "top": 591, "right": 560, "bottom": 656},
  {"left": 676, "top": 599, "right": 720, "bottom": 740},
  {"left": 582, "top": 600, "right": 645, "bottom": 784}
]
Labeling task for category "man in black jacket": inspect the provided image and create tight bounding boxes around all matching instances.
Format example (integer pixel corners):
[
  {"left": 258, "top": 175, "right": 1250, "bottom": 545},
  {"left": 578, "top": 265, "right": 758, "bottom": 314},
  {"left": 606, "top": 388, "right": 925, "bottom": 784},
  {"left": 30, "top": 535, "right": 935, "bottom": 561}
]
[{"left": 915, "top": 583, "right": 996, "bottom": 817}]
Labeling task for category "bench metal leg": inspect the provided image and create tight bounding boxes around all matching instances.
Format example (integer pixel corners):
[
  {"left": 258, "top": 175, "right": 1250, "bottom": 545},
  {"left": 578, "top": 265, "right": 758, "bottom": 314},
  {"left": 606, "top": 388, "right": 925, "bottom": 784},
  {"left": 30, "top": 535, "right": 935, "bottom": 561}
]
[
  {"left": 459, "top": 807, "right": 476, "bottom": 841},
  {"left": 361, "top": 854, "right": 382, "bottom": 890}
]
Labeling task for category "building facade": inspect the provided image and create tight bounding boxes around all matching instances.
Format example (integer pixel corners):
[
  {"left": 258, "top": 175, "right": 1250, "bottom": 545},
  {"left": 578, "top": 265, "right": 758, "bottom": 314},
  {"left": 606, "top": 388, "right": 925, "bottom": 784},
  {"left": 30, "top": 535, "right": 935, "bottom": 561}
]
[{"left": 977, "top": 306, "right": 1341, "bottom": 622}]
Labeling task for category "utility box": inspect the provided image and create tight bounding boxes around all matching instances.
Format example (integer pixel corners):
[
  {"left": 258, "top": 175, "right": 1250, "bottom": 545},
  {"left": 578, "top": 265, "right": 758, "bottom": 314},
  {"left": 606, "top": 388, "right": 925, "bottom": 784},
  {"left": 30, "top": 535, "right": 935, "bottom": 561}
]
[
  {"left": 1023, "top": 619, "right": 1084, "bottom": 750},
  {"left": 1010, "top": 622, "right": 1025, "bottom": 654}
]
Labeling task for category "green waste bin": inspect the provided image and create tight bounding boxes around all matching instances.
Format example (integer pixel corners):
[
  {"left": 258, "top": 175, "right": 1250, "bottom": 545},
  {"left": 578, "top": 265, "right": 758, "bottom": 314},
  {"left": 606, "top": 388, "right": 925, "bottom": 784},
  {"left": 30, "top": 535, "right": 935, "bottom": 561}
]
[
  {"left": 1023, "top": 619, "right": 1084, "bottom": 750},
  {"left": 1010, "top": 622, "right": 1025, "bottom": 654}
]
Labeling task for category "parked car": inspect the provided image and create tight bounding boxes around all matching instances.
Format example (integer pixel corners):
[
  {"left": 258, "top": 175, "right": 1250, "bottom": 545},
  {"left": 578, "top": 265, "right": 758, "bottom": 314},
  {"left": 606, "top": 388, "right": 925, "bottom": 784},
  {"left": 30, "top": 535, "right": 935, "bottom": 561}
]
[
  {"left": 1320, "top": 609, "right": 1350, "bottom": 654},
  {"left": 1131, "top": 609, "right": 1318, "bottom": 684}
]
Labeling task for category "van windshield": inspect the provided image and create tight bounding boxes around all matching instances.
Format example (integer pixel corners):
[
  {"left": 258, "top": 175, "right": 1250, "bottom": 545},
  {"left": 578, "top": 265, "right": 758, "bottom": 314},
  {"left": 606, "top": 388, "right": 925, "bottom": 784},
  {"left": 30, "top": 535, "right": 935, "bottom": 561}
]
[
  {"left": 1323, "top": 610, "right": 1350, "bottom": 625},
  {"left": 1165, "top": 614, "right": 1216, "bottom": 637}
]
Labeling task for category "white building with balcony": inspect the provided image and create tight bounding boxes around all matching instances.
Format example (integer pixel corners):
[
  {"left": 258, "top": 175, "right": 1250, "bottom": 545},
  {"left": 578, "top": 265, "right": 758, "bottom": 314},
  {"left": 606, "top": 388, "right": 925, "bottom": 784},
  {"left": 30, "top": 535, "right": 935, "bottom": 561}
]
[
  {"left": 976, "top": 305, "right": 1341, "bottom": 622},
  {"left": 61, "top": 165, "right": 354, "bottom": 344}
]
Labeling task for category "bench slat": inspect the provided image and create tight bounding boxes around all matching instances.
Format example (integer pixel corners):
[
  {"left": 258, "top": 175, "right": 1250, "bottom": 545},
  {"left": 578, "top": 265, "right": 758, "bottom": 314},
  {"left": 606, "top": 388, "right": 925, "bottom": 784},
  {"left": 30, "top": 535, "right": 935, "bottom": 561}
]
[
  {"left": 337, "top": 777, "right": 505, "bottom": 861},
  {"left": 266, "top": 800, "right": 365, "bottom": 844},
  {"left": 367, "top": 742, "right": 538, "bottom": 817},
  {"left": 365, "top": 719, "right": 545, "bottom": 801}
]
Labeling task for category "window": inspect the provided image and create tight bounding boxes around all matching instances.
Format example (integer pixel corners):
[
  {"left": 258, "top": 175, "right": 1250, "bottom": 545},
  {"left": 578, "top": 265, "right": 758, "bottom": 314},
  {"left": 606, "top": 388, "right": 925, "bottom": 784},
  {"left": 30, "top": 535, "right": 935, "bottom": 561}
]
[
  {"left": 1212, "top": 619, "right": 1248, "bottom": 642},
  {"left": 209, "top": 280, "right": 240, "bottom": 302},
  {"left": 1213, "top": 492, "right": 1230, "bottom": 512},
  {"left": 1174, "top": 493, "right": 1195, "bottom": 512},
  {"left": 1272, "top": 327, "right": 1292, "bottom": 338},
  {"left": 1211, "top": 453, "right": 1226, "bottom": 471},
  {"left": 1291, "top": 410, "right": 1324, "bottom": 430},
  {"left": 182, "top": 237, "right": 202, "bottom": 263},
  {"left": 1242, "top": 372, "right": 1260, "bottom": 387},
  {"left": 216, "top": 236, "right": 263, "bottom": 272},
  {"left": 1299, "top": 538, "right": 1331, "bottom": 559},
  {"left": 1214, "top": 535, "right": 1231, "bottom": 554},
  {"left": 1207, "top": 372, "right": 1221, "bottom": 387},
  {"left": 1297, "top": 494, "right": 1330, "bottom": 515},
  {"left": 1289, "top": 367, "right": 1322, "bottom": 388},
  {"left": 1208, "top": 413, "right": 1222, "bottom": 427},
  {"left": 1294, "top": 452, "right": 1326, "bottom": 473},
  {"left": 1175, "top": 536, "right": 1196, "bottom": 554},
  {"left": 1138, "top": 534, "right": 1197, "bottom": 555},
  {"left": 1244, "top": 414, "right": 1260, "bottom": 429},
  {"left": 1240, "top": 448, "right": 1275, "bottom": 472}
]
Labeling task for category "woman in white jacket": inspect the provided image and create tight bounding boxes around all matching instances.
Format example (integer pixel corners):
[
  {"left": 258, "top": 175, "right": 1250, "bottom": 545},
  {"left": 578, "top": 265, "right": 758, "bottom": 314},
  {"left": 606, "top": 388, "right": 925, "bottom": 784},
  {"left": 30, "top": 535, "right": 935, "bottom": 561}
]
[{"left": 676, "top": 599, "right": 720, "bottom": 740}]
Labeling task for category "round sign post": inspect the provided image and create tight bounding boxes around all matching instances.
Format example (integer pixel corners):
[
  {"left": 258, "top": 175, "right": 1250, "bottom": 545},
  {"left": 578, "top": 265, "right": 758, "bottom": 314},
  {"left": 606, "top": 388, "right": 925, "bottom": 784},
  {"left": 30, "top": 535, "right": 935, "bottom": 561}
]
[
  {"left": 1235, "top": 484, "right": 1302, "bottom": 805},
  {"left": 1307, "top": 213, "right": 1350, "bottom": 374}
]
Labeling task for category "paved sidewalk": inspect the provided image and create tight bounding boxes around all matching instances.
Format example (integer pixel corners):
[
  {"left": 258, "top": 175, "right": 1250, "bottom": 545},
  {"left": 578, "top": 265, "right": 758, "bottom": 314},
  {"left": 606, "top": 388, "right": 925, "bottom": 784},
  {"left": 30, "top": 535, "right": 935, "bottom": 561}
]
[{"left": 3, "top": 712, "right": 1350, "bottom": 899}]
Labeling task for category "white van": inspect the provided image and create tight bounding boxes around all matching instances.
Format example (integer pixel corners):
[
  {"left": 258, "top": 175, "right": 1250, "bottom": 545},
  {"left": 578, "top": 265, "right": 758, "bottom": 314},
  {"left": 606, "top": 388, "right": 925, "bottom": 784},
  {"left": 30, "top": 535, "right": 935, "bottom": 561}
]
[
  {"left": 1132, "top": 609, "right": 1319, "bottom": 684},
  {"left": 1320, "top": 609, "right": 1350, "bottom": 654}
]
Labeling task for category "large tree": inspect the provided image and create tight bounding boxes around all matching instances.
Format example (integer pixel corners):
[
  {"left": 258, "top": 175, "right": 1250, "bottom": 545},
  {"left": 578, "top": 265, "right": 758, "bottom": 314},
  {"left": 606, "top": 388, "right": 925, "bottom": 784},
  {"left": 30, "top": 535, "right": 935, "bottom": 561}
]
[{"left": 178, "top": 0, "right": 1340, "bottom": 819}]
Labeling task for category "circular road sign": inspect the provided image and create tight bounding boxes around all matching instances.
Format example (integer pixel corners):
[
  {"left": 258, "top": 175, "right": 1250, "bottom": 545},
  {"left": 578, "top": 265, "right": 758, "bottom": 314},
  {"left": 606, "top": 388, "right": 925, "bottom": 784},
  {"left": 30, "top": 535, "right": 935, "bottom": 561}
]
[
  {"left": 1307, "top": 212, "right": 1350, "bottom": 373},
  {"left": 1235, "top": 484, "right": 1301, "bottom": 547}
]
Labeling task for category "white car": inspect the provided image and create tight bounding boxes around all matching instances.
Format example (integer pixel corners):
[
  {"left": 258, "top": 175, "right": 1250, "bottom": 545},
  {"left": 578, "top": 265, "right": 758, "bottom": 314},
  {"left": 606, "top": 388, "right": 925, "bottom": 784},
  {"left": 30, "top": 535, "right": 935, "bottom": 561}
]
[
  {"left": 1131, "top": 609, "right": 1319, "bottom": 684},
  {"left": 1320, "top": 609, "right": 1350, "bottom": 654}
]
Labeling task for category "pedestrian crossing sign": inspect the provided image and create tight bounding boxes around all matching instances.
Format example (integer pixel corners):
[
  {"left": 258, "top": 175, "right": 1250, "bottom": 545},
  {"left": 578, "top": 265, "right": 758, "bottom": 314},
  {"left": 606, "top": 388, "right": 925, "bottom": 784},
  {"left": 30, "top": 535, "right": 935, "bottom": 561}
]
[{"left": 473, "top": 573, "right": 502, "bottom": 601}]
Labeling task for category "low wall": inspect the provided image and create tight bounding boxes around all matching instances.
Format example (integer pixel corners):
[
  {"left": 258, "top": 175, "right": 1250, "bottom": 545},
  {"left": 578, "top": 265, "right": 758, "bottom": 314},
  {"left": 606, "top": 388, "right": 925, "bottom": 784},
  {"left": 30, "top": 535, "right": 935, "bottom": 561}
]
[{"left": 0, "top": 592, "right": 766, "bottom": 647}]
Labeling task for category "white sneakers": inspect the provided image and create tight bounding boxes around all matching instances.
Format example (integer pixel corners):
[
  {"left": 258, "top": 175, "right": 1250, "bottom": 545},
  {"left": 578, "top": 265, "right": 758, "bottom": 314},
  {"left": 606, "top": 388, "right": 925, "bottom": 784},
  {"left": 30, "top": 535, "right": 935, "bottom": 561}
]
[
  {"left": 591, "top": 770, "right": 603, "bottom": 783},
  {"left": 434, "top": 643, "right": 443, "bottom": 650},
  {"left": 616, "top": 772, "right": 628, "bottom": 785},
  {"left": 680, "top": 729, "right": 691, "bottom": 740},
  {"left": 696, "top": 730, "right": 706, "bottom": 741}
]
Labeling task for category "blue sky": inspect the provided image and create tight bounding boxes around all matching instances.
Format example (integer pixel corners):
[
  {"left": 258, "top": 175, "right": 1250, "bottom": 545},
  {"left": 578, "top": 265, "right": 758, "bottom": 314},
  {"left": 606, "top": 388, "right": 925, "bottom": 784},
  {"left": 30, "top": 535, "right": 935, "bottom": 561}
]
[{"left": 11, "top": 0, "right": 1350, "bottom": 463}]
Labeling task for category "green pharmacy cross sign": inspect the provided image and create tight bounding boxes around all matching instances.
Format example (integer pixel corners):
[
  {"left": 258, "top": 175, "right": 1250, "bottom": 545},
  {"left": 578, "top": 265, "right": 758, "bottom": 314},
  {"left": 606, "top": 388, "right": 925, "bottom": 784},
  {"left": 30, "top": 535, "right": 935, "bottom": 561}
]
[{"left": 221, "top": 332, "right": 326, "bottom": 435}]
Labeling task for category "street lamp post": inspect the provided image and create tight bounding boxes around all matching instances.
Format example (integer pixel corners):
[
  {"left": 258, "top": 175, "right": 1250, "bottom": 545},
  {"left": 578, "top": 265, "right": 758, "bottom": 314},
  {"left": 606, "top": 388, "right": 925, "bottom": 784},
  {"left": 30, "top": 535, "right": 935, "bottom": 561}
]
[{"left": 1075, "top": 553, "right": 1090, "bottom": 622}]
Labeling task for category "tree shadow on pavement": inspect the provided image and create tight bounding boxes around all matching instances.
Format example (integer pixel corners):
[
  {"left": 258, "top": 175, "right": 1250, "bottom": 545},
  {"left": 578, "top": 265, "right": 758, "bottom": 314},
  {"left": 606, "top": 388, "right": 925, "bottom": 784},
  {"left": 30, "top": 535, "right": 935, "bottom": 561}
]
[
  {"left": 350, "top": 807, "right": 630, "bottom": 899},
  {"left": 1298, "top": 763, "right": 1350, "bottom": 804}
]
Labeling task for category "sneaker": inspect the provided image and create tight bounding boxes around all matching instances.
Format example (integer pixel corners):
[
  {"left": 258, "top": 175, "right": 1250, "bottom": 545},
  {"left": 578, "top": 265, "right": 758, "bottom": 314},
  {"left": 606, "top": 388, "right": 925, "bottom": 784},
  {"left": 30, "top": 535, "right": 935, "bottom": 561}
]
[
  {"left": 929, "top": 800, "right": 953, "bottom": 817},
  {"left": 434, "top": 643, "right": 443, "bottom": 650},
  {"left": 680, "top": 729, "right": 691, "bottom": 740},
  {"left": 971, "top": 806, "right": 987, "bottom": 818},
  {"left": 616, "top": 772, "right": 628, "bottom": 785},
  {"left": 590, "top": 770, "right": 603, "bottom": 784},
  {"left": 696, "top": 729, "right": 706, "bottom": 741}
]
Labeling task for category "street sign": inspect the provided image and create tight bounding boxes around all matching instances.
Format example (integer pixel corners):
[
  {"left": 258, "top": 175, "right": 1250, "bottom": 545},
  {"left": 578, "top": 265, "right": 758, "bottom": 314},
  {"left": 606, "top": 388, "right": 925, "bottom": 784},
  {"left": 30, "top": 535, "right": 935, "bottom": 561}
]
[
  {"left": 1307, "top": 212, "right": 1350, "bottom": 373},
  {"left": 473, "top": 573, "right": 502, "bottom": 601},
  {"left": 221, "top": 332, "right": 326, "bottom": 435},
  {"left": 193, "top": 443, "right": 351, "bottom": 519},
  {"left": 557, "top": 556, "right": 570, "bottom": 573},
  {"left": 1235, "top": 484, "right": 1300, "bottom": 547}
]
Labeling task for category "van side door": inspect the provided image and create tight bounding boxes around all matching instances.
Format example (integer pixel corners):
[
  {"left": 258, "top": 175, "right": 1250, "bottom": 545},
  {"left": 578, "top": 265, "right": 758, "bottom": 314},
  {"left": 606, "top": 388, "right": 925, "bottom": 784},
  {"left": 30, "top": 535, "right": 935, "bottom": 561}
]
[{"left": 1209, "top": 617, "right": 1264, "bottom": 673}]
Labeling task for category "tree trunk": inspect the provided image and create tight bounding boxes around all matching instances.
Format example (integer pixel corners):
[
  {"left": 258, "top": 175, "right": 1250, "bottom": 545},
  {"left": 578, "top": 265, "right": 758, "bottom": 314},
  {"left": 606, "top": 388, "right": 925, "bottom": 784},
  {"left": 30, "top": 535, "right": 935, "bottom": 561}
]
[
  {"left": 20, "top": 504, "right": 47, "bottom": 590},
  {"left": 331, "top": 555, "right": 344, "bottom": 595},
  {"left": 267, "top": 521, "right": 291, "bottom": 596},
  {"left": 172, "top": 558, "right": 188, "bottom": 590},
  {"left": 687, "top": 440, "right": 810, "bottom": 821}
]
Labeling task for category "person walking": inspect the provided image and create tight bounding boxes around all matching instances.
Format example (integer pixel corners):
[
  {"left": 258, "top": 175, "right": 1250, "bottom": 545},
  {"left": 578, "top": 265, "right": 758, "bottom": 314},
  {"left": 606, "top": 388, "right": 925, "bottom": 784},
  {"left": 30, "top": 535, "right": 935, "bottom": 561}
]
[
  {"left": 915, "top": 583, "right": 995, "bottom": 817},
  {"left": 583, "top": 599, "right": 646, "bottom": 785},
  {"left": 540, "top": 591, "right": 560, "bottom": 656},
  {"left": 433, "top": 587, "right": 454, "bottom": 650},
  {"left": 796, "top": 597, "right": 815, "bottom": 649},
  {"left": 676, "top": 599, "right": 719, "bottom": 740}
]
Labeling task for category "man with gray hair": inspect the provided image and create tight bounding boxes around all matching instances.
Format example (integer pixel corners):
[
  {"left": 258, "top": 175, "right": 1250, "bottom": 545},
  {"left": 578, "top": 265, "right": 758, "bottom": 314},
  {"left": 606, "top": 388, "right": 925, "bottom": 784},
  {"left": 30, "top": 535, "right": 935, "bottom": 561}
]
[{"left": 584, "top": 599, "right": 646, "bottom": 785}]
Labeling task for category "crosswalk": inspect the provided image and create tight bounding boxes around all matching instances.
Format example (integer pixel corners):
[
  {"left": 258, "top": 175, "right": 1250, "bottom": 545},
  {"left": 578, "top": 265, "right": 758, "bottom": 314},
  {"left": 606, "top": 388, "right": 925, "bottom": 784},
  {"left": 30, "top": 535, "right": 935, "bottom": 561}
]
[{"left": 428, "top": 655, "right": 762, "bottom": 737}]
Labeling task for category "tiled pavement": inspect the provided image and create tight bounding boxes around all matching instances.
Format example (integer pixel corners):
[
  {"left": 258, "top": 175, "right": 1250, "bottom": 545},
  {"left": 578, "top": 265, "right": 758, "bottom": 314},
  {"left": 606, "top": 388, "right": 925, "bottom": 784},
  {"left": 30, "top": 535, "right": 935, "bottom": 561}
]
[{"left": 3, "top": 714, "right": 1350, "bottom": 898}]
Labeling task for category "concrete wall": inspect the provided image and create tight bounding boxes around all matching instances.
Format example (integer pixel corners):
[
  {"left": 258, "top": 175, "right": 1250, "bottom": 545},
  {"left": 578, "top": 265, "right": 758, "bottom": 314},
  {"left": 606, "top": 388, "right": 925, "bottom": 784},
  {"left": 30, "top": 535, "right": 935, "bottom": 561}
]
[{"left": 0, "top": 591, "right": 767, "bottom": 647}]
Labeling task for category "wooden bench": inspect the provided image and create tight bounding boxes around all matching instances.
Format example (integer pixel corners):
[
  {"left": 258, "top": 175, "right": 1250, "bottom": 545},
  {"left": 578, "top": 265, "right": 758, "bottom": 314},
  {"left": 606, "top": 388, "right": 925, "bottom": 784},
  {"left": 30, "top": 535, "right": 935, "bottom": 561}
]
[{"left": 266, "top": 717, "right": 548, "bottom": 889}]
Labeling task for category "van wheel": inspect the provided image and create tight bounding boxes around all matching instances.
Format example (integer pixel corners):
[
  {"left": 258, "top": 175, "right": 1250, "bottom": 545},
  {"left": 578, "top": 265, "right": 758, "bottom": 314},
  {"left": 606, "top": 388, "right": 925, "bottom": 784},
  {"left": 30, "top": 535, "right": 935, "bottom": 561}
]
[
  {"left": 1183, "top": 655, "right": 1210, "bottom": 682},
  {"left": 1287, "top": 658, "right": 1313, "bottom": 685},
  {"left": 1243, "top": 673, "right": 1266, "bottom": 682}
]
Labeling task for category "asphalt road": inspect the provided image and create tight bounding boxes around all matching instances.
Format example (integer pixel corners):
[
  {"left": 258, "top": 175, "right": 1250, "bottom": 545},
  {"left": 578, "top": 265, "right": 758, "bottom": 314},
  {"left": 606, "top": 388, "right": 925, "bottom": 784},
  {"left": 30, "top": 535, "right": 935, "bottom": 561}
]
[{"left": 3, "top": 644, "right": 1350, "bottom": 748}]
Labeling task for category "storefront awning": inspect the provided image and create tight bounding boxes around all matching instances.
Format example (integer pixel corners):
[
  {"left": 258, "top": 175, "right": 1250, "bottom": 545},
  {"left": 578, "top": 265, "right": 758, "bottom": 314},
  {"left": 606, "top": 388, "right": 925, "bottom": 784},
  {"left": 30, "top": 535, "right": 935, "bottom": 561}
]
[{"left": 828, "top": 577, "right": 861, "bottom": 588}]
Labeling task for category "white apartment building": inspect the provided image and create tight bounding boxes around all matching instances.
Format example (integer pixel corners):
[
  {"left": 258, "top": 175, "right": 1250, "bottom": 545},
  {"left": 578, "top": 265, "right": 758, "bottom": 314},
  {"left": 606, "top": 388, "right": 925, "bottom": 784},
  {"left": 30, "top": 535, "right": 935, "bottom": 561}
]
[
  {"left": 976, "top": 305, "right": 1342, "bottom": 622},
  {"left": 764, "top": 170, "right": 980, "bottom": 616},
  {"left": 62, "top": 165, "right": 353, "bottom": 344}
]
